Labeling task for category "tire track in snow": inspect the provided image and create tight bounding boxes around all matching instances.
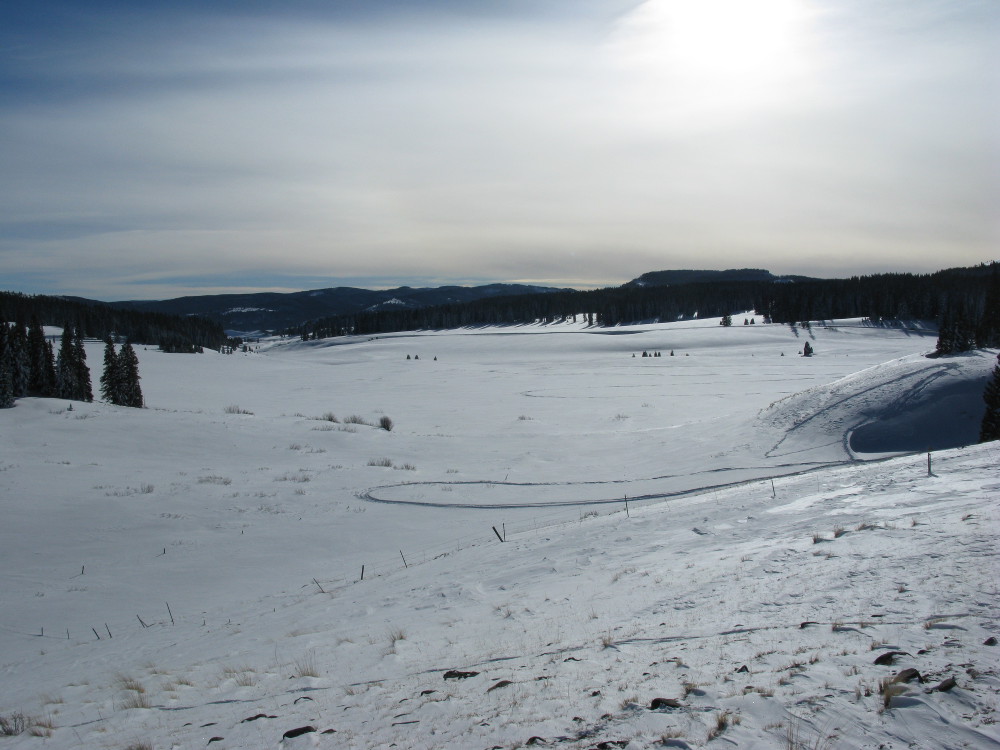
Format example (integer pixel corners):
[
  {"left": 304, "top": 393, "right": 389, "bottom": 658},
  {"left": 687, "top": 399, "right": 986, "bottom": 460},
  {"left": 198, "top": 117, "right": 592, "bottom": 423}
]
[{"left": 358, "top": 461, "right": 844, "bottom": 510}]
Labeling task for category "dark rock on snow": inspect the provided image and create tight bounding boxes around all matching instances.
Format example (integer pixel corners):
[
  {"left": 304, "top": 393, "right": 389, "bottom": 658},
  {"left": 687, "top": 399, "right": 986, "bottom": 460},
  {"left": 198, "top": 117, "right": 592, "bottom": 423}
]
[
  {"left": 282, "top": 725, "right": 317, "bottom": 739},
  {"left": 443, "top": 669, "right": 479, "bottom": 680}
]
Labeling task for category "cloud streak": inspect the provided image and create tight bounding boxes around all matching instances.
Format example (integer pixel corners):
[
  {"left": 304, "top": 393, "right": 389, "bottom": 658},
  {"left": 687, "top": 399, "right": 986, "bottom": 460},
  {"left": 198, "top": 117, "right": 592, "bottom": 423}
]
[{"left": 1, "top": 0, "right": 997, "bottom": 299}]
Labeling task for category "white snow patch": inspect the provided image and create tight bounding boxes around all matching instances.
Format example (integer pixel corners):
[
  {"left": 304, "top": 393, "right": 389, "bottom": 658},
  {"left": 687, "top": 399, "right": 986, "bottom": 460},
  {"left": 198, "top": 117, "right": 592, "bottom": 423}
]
[{"left": 0, "top": 319, "right": 996, "bottom": 749}]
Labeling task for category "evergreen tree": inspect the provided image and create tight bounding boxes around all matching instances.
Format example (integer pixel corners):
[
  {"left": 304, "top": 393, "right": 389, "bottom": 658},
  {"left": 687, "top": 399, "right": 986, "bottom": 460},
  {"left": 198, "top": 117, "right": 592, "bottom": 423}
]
[
  {"left": 8, "top": 323, "right": 29, "bottom": 397},
  {"left": 74, "top": 326, "right": 93, "bottom": 402},
  {"left": 936, "top": 308, "right": 976, "bottom": 355},
  {"left": 721, "top": 314, "right": 732, "bottom": 326},
  {"left": 56, "top": 324, "right": 77, "bottom": 399},
  {"left": 116, "top": 341, "right": 143, "bottom": 408},
  {"left": 977, "top": 271, "right": 1000, "bottom": 349},
  {"left": 980, "top": 353, "right": 1000, "bottom": 443},
  {"left": 43, "top": 341, "right": 57, "bottom": 396},
  {"left": 100, "top": 338, "right": 120, "bottom": 403},
  {"left": 26, "top": 315, "right": 50, "bottom": 395},
  {"left": 0, "top": 356, "right": 13, "bottom": 408}
]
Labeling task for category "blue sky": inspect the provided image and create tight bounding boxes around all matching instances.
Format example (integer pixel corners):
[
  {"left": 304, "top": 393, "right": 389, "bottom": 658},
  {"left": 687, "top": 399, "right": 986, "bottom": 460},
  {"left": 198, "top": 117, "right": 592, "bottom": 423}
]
[{"left": 1, "top": 0, "right": 997, "bottom": 301}]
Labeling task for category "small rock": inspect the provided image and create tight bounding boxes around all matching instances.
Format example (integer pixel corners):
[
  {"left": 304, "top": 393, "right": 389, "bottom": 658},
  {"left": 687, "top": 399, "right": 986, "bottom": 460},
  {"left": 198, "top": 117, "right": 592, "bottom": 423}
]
[
  {"left": 984, "top": 637, "right": 998, "bottom": 646},
  {"left": 873, "top": 651, "right": 909, "bottom": 665},
  {"left": 892, "top": 668, "right": 923, "bottom": 684},
  {"left": 241, "top": 714, "right": 276, "bottom": 723},
  {"left": 207, "top": 739, "right": 224, "bottom": 746},
  {"left": 293, "top": 696, "right": 313, "bottom": 704},
  {"left": 526, "top": 738, "right": 548, "bottom": 746},
  {"left": 649, "top": 697, "right": 682, "bottom": 710},
  {"left": 487, "top": 680, "right": 513, "bottom": 693},
  {"left": 420, "top": 689, "right": 436, "bottom": 696},
  {"left": 282, "top": 726, "right": 316, "bottom": 740},
  {"left": 736, "top": 665, "right": 749, "bottom": 673},
  {"left": 799, "top": 621, "right": 819, "bottom": 629},
  {"left": 935, "top": 676, "right": 957, "bottom": 692},
  {"left": 443, "top": 669, "right": 479, "bottom": 680}
]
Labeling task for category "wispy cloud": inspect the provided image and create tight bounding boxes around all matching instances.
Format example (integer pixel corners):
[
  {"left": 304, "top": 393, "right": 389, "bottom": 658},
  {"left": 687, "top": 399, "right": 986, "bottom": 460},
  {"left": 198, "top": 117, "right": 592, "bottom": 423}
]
[{"left": 1, "top": 0, "right": 996, "bottom": 299}]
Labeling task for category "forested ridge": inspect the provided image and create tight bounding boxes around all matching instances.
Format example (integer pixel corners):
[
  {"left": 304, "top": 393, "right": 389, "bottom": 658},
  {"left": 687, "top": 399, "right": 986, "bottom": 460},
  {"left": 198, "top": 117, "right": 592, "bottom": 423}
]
[
  {"left": 293, "top": 263, "right": 1000, "bottom": 351},
  {"left": 0, "top": 291, "right": 231, "bottom": 352}
]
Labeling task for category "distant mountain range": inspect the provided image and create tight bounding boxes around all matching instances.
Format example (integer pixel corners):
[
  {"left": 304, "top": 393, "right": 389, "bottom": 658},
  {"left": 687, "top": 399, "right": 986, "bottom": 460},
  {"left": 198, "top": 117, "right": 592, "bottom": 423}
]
[
  {"left": 626, "top": 268, "right": 813, "bottom": 287},
  {"left": 108, "top": 283, "right": 571, "bottom": 333},
  {"left": 103, "top": 270, "right": 814, "bottom": 333}
]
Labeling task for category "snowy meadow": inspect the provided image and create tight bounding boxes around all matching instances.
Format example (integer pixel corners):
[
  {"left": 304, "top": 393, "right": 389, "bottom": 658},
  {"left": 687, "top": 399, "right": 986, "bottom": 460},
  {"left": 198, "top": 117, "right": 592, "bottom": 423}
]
[{"left": 1, "top": 317, "right": 997, "bottom": 749}]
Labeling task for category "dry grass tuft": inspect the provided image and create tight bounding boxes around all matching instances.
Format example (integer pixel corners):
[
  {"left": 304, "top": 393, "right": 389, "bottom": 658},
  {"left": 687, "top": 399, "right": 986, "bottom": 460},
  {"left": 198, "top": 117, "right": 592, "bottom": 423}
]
[
  {"left": 387, "top": 627, "right": 407, "bottom": 646},
  {"left": 707, "top": 709, "right": 733, "bottom": 740},
  {"left": 294, "top": 652, "right": 320, "bottom": 679},
  {"left": 116, "top": 674, "right": 145, "bottom": 694},
  {"left": 0, "top": 712, "right": 27, "bottom": 736}
]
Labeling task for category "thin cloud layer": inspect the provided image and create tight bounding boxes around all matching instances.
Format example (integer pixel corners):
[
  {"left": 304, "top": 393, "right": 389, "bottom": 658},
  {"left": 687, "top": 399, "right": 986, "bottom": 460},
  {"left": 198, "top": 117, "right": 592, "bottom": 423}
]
[{"left": 1, "top": 0, "right": 996, "bottom": 299}]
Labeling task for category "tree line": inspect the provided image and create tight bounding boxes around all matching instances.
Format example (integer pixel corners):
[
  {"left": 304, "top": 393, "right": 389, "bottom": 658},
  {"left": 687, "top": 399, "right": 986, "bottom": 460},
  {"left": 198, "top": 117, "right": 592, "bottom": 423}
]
[
  {"left": 291, "top": 263, "right": 1000, "bottom": 353},
  {"left": 1, "top": 318, "right": 92, "bottom": 407},
  {"left": 0, "top": 318, "right": 143, "bottom": 409},
  {"left": 0, "top": 291, "right": 232, "bottom": 353}
]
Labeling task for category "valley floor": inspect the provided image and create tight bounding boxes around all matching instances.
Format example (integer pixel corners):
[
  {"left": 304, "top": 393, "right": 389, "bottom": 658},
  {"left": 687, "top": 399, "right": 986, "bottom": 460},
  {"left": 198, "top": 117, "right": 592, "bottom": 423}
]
[{"left": 0, "top": 318, "right": 996, "bottom": 749}]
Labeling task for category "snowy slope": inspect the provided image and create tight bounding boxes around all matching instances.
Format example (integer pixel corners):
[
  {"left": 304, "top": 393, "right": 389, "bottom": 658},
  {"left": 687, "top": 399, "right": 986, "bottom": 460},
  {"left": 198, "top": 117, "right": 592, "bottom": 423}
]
[{"left": 0, "top": 318, "right": 996, "bottom": 749}]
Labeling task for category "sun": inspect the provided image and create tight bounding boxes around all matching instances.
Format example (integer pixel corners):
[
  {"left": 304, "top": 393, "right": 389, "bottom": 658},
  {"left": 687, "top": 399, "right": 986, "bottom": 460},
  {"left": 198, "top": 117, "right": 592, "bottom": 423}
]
[{"left": 607, "top": 0, "right": 815, "bottom": 117}]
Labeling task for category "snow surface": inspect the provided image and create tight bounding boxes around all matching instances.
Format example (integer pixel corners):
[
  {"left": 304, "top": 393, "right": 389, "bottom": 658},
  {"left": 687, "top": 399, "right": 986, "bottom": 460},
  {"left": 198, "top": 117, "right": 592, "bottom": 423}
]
[{"left": 1, "top": 317, "right": 997, "bottom": 749}]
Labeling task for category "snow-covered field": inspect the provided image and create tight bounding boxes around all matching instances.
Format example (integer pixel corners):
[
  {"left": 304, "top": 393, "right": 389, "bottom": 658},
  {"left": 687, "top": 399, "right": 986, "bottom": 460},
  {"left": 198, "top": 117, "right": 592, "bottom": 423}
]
[{"left": 1, "top": 317, "right": 997, "bottom": 749}]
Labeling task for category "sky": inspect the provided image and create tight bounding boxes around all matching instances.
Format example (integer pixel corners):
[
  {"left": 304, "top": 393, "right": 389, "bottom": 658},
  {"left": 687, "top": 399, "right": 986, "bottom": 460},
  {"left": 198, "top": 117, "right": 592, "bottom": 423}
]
[{"left": 1, "top": 0, "right": 997, "bottom": 301}]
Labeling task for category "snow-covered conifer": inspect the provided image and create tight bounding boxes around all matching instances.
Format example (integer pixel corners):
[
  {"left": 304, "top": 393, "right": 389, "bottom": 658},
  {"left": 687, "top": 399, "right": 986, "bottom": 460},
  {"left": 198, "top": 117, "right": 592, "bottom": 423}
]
[
  {"left": 100, "top": 338, "right": 120, "bottom": 403},
  {"left": 980, "top": 353, "right": 1000, "bottom": 443},
  {"left": 74, "top": 327, "right": 93, "bottom": 402},
  {"left": 117, "top": 341, "right": 143, "bottom": 408}
]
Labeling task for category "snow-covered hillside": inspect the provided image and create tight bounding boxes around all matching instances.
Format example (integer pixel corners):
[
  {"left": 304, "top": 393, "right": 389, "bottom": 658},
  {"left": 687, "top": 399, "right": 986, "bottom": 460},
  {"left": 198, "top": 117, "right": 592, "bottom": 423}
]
[{"left": 0, "top": 318, "right": 996, "bottom": 749}]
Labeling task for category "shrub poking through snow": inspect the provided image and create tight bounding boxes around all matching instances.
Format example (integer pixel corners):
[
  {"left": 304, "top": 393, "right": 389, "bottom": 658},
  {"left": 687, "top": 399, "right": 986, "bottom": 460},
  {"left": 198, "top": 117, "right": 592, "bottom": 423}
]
[
  {"left": 0, "top": 712, "right": 26, "bottom": 736},
  {"left": 379, "top": 415, "right": 393, "bottom": 431}
]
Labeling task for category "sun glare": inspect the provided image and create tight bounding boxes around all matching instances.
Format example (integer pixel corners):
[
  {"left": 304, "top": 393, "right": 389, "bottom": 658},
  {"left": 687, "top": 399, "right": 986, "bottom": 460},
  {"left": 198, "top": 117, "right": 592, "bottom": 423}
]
[{"left": 608, "top": 0, "right": 815, "bottom": 117}]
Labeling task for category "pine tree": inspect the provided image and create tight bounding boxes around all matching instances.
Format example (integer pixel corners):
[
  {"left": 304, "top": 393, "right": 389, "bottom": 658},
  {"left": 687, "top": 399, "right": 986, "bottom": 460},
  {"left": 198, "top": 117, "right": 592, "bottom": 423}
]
[
  {"left": 8, "top": 323, "right": 29, "bottom": 397},
  {"left": 26, "top": 315, "right": 49, "bottom": 395},
  {"left": 977, "top": 271, "right": 1000, "bottom": 349},
  {"left": 100, "top": 338, "right": 120, "bottom": 403},
  {"left": 980, "top": 353, "right": 1000, "bottom": 443},
  {"left": 43, "top": 341, "right": 57, "bottom": 396},
  {"left": 117, "top": 341, "right": 143, "bottom": 408},
  {"left": 74, "top": 327, "right": 93, "bottom": 402},
  {"left": 721, "top": 314, "right": 732, "bottom": 327},
  {"left": 0, "top": 357, "right": 14, "bottom": 409},
  {"left": 56, "top": 324, "right": 77, "bottom": 400}
]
